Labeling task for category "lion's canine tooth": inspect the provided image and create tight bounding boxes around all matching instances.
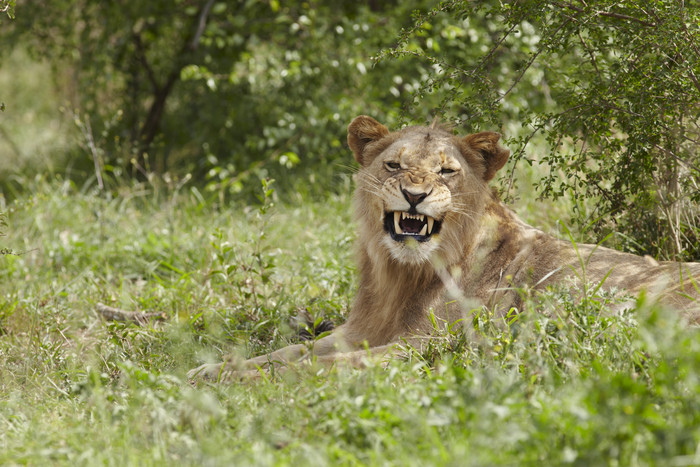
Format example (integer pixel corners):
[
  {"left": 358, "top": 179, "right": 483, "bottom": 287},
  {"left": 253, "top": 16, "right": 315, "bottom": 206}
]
[
  {"left": 394, "top": 212, "right": 403, "bottom": 234},
  {"left": 419, "top": 224, "right": 427, "bottom": 236},
  {"left": 427, "top": 217, "right": 434, "bottom": 234}
]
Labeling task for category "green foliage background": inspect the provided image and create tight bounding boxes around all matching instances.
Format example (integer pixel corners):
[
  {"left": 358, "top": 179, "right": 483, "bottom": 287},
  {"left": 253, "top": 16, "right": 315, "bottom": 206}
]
[
  {"left": 2, "top": 0, "right": 698, "bottom": 259},
  {"left": 2, "top": 1, "right": 441, "bottom": 192},
  {"left": 1, "top": 2, "right": 700, "bottom": 464}
]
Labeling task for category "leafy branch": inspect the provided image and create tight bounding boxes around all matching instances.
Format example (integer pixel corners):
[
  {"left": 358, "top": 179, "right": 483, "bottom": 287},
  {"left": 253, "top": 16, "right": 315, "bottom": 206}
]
[{"left": 387, "top": 0, "right": 700, "bottom": 260}]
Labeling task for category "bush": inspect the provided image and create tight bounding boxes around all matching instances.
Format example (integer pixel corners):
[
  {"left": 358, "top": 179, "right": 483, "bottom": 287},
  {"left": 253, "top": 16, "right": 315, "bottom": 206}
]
[
  {"left": 1, "top": 1, "right": 440, "bottom": 196},
  {"left": 381, "top": 0, "right": 700, "bottom": 260}
]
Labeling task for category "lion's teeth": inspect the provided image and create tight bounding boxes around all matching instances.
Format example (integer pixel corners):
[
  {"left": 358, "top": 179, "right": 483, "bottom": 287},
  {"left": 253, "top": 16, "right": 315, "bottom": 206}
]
[
  {"left": 427, "top": 217, "right": 434, "bottom": 234},
  {"left": 394, "top": 212, "right": 403, "bottom": 234},
  {"left": 419, "top": 224, "right": 427, "bottom": 236},
  {"left": 418, "top": 214, "right": 425, "bottom": 222},
  {"left": 401, "top": 212, "right": 407, "bottom": 220}
]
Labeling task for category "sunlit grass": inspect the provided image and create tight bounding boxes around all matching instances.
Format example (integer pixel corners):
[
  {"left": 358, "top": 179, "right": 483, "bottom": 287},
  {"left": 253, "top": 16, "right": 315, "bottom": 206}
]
[{"left": 0, "top": 175, "right": 698, "bottom": 465}]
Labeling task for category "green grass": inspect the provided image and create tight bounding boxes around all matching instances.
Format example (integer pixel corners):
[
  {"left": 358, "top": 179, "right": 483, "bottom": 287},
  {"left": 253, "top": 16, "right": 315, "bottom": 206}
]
[{"left": 1, "top": 175, "right": 699, "bottom": 466}]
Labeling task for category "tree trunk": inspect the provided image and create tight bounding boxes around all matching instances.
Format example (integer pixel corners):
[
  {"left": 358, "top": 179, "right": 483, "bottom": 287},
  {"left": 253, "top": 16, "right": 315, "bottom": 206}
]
[{"left": 132, "top": 0, "right": 215, "bottom": 175}]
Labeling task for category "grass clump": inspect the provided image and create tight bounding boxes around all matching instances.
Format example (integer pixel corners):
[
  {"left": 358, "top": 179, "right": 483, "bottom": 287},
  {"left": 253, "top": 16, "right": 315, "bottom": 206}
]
[{"left": 0, "top": 175, "right": 698, "bottom": 466}]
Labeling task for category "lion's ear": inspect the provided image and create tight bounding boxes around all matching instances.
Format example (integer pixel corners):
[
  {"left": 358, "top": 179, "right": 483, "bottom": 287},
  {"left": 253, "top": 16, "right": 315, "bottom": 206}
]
[
  {"left": 463, "top": 132, "right": 510, "bottom": 181},
  {"left": 347, "top": 115, "right": 390, "bottom": 166}
]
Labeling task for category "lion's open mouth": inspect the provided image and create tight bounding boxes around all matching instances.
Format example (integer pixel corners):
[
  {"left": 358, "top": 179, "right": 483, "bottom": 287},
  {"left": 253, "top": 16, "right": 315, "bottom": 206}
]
[{"left": 384, "top": 211, "right": 442, "bottom": 242}]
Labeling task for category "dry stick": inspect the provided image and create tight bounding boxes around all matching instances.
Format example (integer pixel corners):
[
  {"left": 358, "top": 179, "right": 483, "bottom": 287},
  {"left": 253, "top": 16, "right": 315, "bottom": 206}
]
[{"left": 96, "top": 302, "right": 168, "bottom": 325}]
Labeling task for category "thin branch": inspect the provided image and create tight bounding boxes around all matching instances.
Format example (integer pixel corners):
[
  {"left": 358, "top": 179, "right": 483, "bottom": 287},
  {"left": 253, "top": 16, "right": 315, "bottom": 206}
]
[
  {"left": 598, "top": 103, "right": 699, "bottom": 146},
  {"left": 191, "top": 0, "right": 216, "bottom": 50},
  {"left": 497, "top": 18, "right": 571, "bottom": 103},
  {"left": 551, "top": 2, "right": 657, "bottom": 27},
  {"left": 475, "top": 21, "right": 521, "bottom": 74},
  {"left": 387, "top": 49, "right": 477, "bottom": 79},
  {"left": 677, "top": 3, "right": 700, "bottom": 95},
  {"left": 133, "top": 32, "right": 160, "bottom": 92},
  {"left": 497, "top": 47, "right": 544, "bottom": 102},
  {"left": 596, "top": 10, "right": 656, "bottom": 27},
  {"left": 391, "top": 0, "right": 454, "bottom": 51},
  {"left": 503, "top": 124, "right": 542, "bottom": 202},
  {"left": 1, "top": 247, "right": 38, "bottom": 256},
  {"left": 653, "top": 144, "right": 700, "bottom": 174},
  {"left": 686, "top": 69, "right": 700, "bottom": 96},
  {"left": 578, "top": 31, "right": 600, "bottom": 79}
]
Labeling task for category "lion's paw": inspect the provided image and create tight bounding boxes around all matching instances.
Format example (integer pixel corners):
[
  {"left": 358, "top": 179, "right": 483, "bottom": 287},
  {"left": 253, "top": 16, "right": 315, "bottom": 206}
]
[{"left": 187, "top": 362, "right": 226, "bottom": 383}]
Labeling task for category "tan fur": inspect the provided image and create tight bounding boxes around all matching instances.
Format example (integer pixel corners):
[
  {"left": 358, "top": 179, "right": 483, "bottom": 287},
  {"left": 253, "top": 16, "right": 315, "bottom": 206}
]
[{"left": 188, "top": 116, "right": 700, "bottom": 383}]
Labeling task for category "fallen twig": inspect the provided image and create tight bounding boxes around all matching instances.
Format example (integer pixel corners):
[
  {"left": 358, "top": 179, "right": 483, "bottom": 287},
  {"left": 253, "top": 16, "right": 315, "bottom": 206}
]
[{"left": 96, "top": 302, "right": 168, "bottom": 325}]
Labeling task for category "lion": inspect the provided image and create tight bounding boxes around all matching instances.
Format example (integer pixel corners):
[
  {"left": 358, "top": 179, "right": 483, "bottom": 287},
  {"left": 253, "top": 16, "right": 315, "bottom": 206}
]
[{"left": 188, "top": 115, "right": 700, "bottom": 382}]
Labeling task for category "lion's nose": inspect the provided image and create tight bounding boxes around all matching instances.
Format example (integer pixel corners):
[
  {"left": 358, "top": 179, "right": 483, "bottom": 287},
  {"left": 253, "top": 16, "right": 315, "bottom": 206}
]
[{"left": 402, "top": 189, "right": 429, "bottom": 207}]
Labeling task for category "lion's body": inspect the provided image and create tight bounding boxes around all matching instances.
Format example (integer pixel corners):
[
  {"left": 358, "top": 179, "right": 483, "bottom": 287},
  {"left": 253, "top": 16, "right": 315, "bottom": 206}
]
[{"left": 189, "top": 116, "right": 700, "bottom": 382}]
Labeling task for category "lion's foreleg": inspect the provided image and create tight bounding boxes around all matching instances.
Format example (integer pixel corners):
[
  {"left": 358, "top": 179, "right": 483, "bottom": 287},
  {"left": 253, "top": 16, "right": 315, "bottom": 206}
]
[{"left": 188, "top": 331, "right": 353, "bottom": 383}]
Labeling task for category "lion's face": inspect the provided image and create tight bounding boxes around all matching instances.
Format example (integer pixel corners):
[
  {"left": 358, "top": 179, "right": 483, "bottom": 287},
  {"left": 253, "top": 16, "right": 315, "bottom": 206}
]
[
  {"left": 367, "top": 132, "right": 465, "bottom": 264},
  {"left": 348, "top": 116, "right": 510, "bottom": 266}
]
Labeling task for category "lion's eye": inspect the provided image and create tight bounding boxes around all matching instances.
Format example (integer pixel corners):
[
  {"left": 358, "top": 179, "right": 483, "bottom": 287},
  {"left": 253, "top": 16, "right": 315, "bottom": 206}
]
[
  {"left": 440, "top": 167, "right": 456, "bottom": 175},
  {"left": 385, "top": 162, "right": 401, "bottom": 171}
]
